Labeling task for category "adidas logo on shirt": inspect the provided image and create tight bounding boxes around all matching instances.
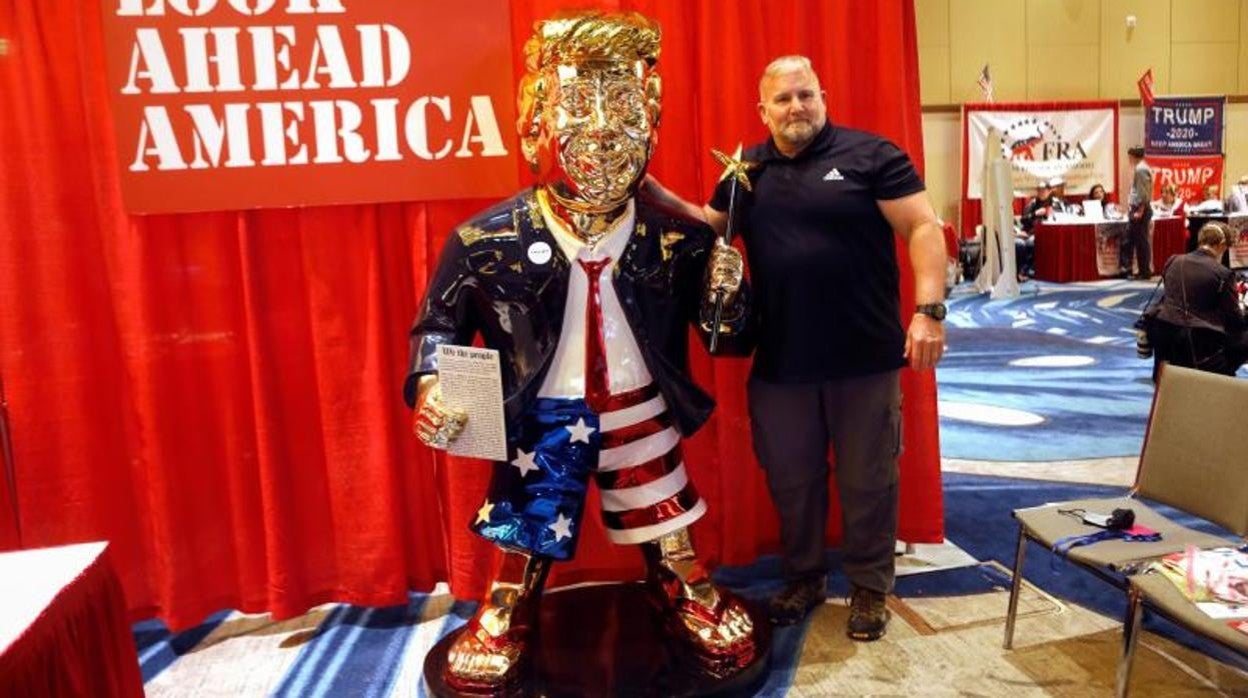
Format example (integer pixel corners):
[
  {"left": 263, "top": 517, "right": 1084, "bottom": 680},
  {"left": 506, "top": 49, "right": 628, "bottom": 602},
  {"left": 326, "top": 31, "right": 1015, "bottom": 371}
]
[{"left": 823, "top": 168, "right": 845, "bottom": 181}]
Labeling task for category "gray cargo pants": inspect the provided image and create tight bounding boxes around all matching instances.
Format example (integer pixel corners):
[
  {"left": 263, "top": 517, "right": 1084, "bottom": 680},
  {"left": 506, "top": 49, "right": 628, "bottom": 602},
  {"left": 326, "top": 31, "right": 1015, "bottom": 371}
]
[{"left": 747, "top": 369, "right": 902, "bottom": 594}]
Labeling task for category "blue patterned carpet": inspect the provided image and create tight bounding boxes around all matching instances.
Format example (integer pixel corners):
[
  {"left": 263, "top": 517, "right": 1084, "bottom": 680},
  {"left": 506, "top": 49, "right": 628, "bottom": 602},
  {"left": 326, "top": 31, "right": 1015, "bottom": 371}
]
[
  {"left": 129, "top": 278, "right": 1248, "bottom": 694},
  {"left": 937, "top": 279, "right": 1248, "bottom": 461},
  {"left": 133, "top": 473, "right": 1248, "bottom": 695}
]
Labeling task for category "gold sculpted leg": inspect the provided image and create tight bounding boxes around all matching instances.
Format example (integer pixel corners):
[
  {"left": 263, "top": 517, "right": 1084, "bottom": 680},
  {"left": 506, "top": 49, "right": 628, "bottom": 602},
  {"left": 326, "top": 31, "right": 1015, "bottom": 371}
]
[
  {"left": 641, "top": 528, "right": 758, "bottom": 678},
  {"left": 444, "top": 549, "right": 550, "bottom": 693}
]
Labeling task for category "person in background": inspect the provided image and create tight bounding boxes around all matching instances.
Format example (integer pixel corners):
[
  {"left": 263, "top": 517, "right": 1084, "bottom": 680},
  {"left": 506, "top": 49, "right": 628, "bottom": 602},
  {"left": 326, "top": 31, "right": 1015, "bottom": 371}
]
[
  {"left": 1143, "top": 222, "right": 1248, "bottom": 377},
  {"left": 1048, "top": 177, "right": 1069, "bottom": 211},
  {"left": 1152, "top": 183, "right": 1186, "bottom": 218},
  {"left": 1120, "top": 146, "right": 1154, "bottom": 279},
  {"left": 1014, "top": 226, "right": 1036, "bottom": 279},
  {"left": 1227, "top": 175, "right": 1248, "bottom": 213},
  {"left": 1190, "top": 184, "right": 1224, "bottom": 214},
  {"left": 1080, "top": 182, "right": 1108, "bottom": 218},
  {"left": 1021, "top": 180, "right": 1059, "bottom": 232}
]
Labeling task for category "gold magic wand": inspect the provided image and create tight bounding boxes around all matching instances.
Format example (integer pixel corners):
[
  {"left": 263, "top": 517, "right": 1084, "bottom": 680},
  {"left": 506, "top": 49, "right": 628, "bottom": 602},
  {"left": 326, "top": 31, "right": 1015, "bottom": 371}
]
[{"left": 708, "top": 144, "right": 756, "bottom": 354}]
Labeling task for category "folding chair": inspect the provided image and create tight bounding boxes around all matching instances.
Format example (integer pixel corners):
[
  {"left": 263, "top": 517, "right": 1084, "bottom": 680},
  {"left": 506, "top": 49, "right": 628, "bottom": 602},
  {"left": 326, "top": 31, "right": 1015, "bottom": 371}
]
[
  {"left": 1003, "top": 365, "right": 1248, "bottom": 650},
  {"left": 1118, "top": 571, "right": 1248, "bottom": 697}
]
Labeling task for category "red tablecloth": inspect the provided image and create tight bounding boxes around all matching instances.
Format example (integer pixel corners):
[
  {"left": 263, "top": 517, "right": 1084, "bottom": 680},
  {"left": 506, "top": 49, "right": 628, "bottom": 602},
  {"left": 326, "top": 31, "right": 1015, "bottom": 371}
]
[
  {"left": 1033, "top": 216, "right": 1187, "bottom": 282},
  {"left": 1152, "top": 216, "right": 1189, "bottom": 269},
  {"left": 0, "top": 543, "right": 143, "bottom": 698}
]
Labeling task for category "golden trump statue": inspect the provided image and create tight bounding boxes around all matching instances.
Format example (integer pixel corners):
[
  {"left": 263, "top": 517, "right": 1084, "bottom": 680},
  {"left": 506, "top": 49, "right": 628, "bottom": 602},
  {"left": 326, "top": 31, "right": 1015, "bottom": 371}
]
[{"left": 406, "top": 11, "right": 764, "bottom": 694}]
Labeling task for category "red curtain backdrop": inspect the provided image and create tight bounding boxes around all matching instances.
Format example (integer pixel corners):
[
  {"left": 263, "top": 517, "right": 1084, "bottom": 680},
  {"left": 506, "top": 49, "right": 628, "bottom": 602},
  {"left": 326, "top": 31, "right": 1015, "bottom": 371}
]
[{"left": 0, "top": 0, "right": 941, "bottom": 629}]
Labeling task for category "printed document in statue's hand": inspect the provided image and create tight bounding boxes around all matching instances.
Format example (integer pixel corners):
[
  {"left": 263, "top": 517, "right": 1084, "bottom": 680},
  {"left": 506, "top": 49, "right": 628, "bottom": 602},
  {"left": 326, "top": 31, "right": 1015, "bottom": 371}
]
[{"left": 437, "top": 345, "right": 507, "bottom": 462}]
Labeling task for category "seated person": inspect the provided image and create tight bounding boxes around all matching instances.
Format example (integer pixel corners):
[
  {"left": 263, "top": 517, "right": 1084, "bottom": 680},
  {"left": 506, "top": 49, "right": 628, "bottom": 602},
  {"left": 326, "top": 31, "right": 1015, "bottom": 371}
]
[
  {"left": 1020, "top": 179, "right": 1064, "bottom": 232},
  {"left": 1016, "top": 180, "right": 1067, "bottom": 277},
  {"left": 1047, "top": 177, "right": 1070, "bottom": 212},
  {"left": 1151, "top": 183, "right": 1186, "bottom": 218},
  {"left": 1143, "top": 222, "right": 1248, "bottom": 378},
  {"left": 1227, "top": 175, "right": 1248, "bottom": 213},
  {"left": 1081, "top": 182, "right": 1108, "bottom": 218},
  {"left": 1189, "top": 184, "right": 1224, "bottom": 214},
  {"left": 970, "top": 219, "right": 1030, "bottom": 279},
  {"left": 1015, "top": 226, "right": 1035, "bottom": 278}
]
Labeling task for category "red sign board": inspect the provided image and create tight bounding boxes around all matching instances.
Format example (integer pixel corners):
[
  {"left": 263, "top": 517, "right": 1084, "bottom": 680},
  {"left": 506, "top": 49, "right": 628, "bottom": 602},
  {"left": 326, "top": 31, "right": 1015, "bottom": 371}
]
[
  {"left": 1150, "top": 154, "right": 1224, "bottom": 204},
  {"left": 101, "top": 0, "right": 518, "bottom": 213}
]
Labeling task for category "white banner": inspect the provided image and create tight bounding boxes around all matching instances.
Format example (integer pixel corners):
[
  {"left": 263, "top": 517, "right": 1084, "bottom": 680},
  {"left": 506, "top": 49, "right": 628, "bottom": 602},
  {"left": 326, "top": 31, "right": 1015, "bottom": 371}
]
[{"left": 965, "top": 105, "right": 1117, "bottom": 199}]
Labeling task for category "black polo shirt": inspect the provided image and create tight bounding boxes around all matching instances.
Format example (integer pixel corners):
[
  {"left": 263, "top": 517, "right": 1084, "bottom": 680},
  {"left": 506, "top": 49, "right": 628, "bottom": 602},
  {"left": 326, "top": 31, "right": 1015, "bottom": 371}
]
[{"left": 709, "top": 122, "right": 925, "bottom": 383}]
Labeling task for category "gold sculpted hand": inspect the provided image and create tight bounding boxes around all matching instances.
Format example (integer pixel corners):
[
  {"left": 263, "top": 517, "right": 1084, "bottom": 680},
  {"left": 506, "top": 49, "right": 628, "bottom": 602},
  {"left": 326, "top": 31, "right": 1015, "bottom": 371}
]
[
  {"left": 412, "top": 375, "right": 468, "bottom": 450},
  {"left": 707, "top": 239, "right": 744, "bottom": 303}
]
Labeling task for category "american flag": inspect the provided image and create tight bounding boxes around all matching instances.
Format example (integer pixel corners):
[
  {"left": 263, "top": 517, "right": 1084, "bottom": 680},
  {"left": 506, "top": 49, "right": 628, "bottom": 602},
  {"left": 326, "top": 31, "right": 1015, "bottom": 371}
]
[
  {"left": 977, "top": 64, "right": 993, "bottom": 102},
  {"left": 1137, "top": 68, "right": 1155, "bottom": 107}
]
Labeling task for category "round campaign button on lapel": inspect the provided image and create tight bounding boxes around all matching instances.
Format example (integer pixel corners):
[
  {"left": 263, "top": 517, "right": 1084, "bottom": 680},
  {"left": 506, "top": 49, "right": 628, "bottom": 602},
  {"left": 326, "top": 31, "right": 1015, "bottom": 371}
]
[{"left": 527, "top": 241, "right": 553, "bottom": 265}]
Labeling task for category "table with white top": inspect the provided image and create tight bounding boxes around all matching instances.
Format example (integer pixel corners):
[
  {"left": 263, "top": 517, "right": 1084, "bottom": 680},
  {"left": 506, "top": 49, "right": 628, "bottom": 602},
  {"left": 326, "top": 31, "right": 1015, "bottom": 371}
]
[{"left": 0, "top": 542, "right": 143, "bottom": 698}]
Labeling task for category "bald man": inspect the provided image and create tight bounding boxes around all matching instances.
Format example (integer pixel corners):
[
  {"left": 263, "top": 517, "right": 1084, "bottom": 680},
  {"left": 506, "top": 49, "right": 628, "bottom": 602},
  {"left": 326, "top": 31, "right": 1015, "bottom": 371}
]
[{"left": 646, "top": 55, "right": 946, "bottom": 640}]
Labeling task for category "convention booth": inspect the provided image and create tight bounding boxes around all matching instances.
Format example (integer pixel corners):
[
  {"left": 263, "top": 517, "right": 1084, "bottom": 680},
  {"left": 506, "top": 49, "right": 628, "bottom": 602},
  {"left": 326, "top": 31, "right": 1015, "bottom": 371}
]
[
  {"left": 0, "top": 0, "right": 942, "bottom": 637},
  {"left": 960, "top": 100, "right": 1121, "bottom": 241},
  {"left": 959, "top": 96, "right": 1244, "bottom": 281},
  {"left": 1033, "top": 216, "right": 1188, "bottom": 282}
]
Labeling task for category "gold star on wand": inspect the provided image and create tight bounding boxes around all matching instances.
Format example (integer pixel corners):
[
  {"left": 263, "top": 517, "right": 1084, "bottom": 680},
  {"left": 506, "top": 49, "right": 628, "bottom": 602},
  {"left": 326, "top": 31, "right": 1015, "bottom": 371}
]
[{"left": 711, "top": 144, "right": 756, "bottom": 192}]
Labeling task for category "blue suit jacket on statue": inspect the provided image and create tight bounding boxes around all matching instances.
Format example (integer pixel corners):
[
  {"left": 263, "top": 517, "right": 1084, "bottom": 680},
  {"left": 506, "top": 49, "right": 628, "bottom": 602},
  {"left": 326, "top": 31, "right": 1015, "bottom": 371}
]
[{"left": 405, "top": 189, "right": 750, "bottom": 438}]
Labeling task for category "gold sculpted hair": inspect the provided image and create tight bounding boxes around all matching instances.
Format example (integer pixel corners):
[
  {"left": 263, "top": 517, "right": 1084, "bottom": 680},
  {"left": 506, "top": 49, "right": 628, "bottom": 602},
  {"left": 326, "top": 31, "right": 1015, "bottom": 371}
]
[{"left": 517, "top": 11, "right": 663, "bottom": 165}]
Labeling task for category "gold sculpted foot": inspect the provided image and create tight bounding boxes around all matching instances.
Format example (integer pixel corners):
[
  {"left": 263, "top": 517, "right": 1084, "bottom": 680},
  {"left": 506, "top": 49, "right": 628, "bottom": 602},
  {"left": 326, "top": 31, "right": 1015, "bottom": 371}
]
[
  {"left": 444, "top": 550, "right": 550, "bottom": 694},
  {"left": 642, "top": 528, "right": 758, "bottom": 678}
]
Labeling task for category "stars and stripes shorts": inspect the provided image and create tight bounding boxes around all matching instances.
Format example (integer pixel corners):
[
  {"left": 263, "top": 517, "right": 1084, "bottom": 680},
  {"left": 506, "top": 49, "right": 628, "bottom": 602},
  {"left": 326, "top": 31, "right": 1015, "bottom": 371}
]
[{"left": 470, "top": 384, "right": 705, "bottom": 560}]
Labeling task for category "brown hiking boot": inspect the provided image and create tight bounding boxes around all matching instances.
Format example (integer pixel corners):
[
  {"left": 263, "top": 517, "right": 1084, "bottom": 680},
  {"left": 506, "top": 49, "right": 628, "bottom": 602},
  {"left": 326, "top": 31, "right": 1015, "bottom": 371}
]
[
  {"left": 766, "top": 576, "right": 826, "bottom": 625},
  {"left": 846, "top": 587, "right": 890, "bottom": 641}
]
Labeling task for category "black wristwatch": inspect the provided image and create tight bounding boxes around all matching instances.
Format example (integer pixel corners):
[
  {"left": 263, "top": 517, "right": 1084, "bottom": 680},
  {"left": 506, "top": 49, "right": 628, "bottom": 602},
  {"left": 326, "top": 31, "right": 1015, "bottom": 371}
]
[{"left": 916, "top": 303, "right": 947, "bottom": 321}]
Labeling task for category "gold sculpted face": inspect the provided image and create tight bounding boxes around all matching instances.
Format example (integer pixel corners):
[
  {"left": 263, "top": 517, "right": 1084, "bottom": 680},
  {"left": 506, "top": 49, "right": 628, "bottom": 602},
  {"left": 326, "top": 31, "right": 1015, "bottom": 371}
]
[
  {"left": 545, "top": 62, "right": 652, "bottom": 209},
  {"left": 518, "top": 13, "right": 662, "bottom": 215}
]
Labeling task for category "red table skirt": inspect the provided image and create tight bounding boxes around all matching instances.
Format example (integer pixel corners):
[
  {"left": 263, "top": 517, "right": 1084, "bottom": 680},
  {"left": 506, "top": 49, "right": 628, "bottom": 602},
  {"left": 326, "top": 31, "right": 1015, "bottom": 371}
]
[
  {"left": 0, "top": 544, "right": 143, "bottom": 698},
  {"left": 1153, "top": 216, "right": 1191, "bottom": 267},
  {"left": 1034, "top": 217, "right": 1187, "bottom": 282}
]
